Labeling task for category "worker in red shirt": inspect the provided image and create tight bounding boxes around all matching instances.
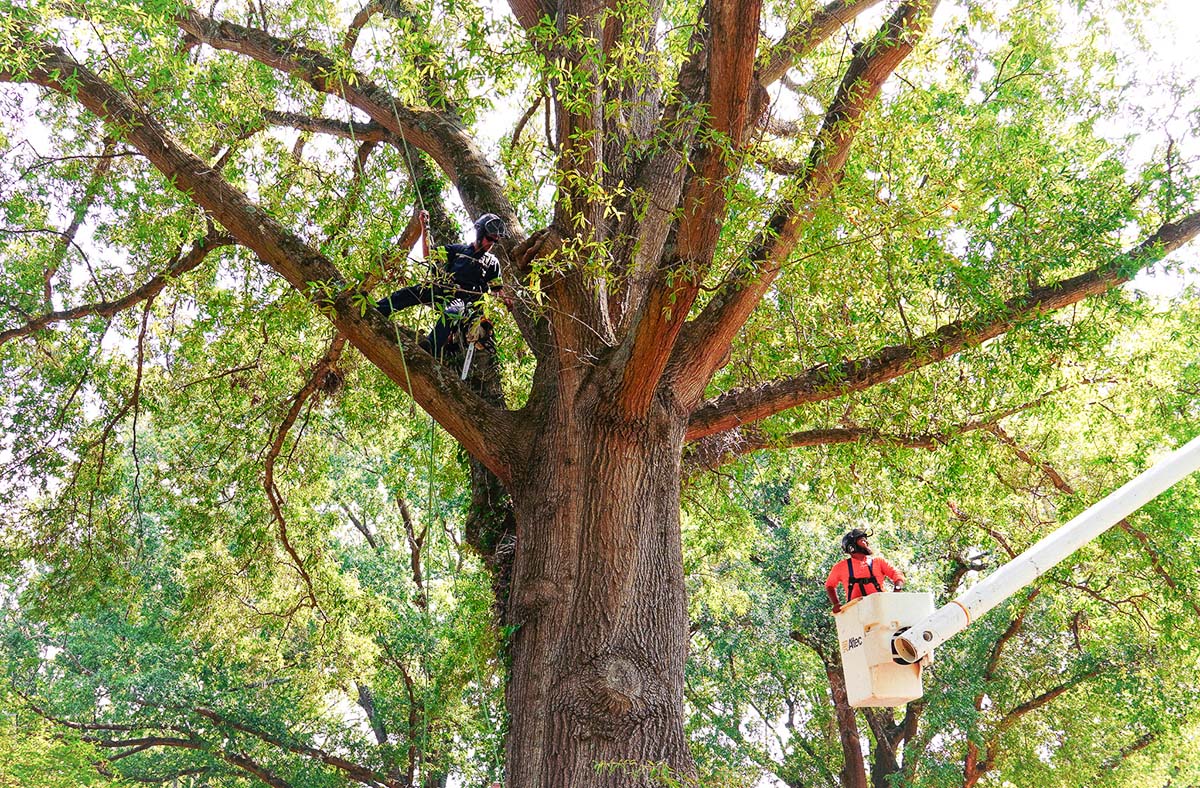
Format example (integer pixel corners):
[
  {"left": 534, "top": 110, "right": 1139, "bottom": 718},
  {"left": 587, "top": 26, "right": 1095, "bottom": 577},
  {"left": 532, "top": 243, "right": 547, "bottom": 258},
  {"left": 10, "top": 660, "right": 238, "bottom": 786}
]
[{"left": 825, "top": 529, "right": 905, "bottom": 614}]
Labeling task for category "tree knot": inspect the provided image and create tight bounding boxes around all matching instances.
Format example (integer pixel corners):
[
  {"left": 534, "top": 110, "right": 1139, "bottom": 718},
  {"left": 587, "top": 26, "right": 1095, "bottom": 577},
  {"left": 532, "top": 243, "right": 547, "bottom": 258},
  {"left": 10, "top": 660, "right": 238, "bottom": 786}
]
[{"left": 562, "top": 652, "right": 663, "bottom": 740}]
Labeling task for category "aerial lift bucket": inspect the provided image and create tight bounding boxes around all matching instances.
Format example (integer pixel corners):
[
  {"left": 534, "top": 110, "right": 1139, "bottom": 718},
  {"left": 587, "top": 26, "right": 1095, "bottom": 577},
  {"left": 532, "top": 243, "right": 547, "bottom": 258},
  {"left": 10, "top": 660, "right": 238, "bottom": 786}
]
[{"left": 834, "top": 591, "right": 934, "bottom": 707}]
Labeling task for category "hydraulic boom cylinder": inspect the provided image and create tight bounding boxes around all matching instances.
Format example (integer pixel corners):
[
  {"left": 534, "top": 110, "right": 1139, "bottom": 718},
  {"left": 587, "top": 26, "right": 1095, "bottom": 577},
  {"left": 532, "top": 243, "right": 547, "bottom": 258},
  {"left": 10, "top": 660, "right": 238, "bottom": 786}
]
[{"left": 893, "top": 434, "right": 1200, "bottom": 664}]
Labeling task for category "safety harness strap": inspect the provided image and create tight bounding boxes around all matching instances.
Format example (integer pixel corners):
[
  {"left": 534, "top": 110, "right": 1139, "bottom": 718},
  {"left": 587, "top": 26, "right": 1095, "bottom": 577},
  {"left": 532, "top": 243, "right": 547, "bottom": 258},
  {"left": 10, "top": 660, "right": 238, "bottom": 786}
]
[{"left": 845, "top": 557, "right": 883, "bottom": 600}]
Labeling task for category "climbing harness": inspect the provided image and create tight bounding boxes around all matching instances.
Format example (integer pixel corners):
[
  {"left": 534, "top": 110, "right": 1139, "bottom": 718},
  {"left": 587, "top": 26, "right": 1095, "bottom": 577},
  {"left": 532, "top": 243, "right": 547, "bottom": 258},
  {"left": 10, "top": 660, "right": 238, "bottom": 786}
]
[{"left": 845, "top": 557, "right": 883, "bottom": 600}]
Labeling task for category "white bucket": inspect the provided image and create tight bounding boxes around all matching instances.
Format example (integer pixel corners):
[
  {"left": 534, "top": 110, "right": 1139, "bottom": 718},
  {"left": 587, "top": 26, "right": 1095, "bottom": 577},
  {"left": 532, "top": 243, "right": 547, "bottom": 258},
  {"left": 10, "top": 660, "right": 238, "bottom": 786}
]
[{"left": 833, "top": 591, "right": 934, "bottom": 707}]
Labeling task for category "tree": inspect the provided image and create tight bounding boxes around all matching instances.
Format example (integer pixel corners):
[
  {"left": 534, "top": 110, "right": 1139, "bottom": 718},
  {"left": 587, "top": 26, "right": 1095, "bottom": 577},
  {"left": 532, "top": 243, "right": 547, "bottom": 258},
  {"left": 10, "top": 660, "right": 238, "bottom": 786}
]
[
  {"left": 1, "top": 0, "right": 1198, "bottom": 785},
  {"left": 682, "top": 301, "right": 1200, "bottom": 788}
]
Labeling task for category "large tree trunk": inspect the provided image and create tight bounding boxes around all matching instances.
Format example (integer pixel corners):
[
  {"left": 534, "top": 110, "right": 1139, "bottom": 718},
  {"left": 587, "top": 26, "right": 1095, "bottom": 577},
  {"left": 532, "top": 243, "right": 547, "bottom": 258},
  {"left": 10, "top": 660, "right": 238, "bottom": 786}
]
[
  {"left": 869, "top": 732, "right": 901, "bottom": 788},
  {"left": 502, "top": 379, "right": 694, "bottom": 786},
  {"left": 825, "top": 660, "right": 869, "bottom": 788}
]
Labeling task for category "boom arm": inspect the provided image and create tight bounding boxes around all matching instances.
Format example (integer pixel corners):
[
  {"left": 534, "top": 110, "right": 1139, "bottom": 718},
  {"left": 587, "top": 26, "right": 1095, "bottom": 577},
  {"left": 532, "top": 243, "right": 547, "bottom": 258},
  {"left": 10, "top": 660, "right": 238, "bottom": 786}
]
[{"left": 893, "top": 435, "right": 1200, "bottom": 664}]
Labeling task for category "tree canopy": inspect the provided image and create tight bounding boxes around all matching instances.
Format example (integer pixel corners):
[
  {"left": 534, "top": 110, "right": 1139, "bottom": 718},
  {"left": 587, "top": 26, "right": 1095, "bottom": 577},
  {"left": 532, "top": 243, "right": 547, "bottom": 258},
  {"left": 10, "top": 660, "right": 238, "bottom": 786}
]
[{"left": 1, "top": 0, "right": 1199, "bottom": 785}]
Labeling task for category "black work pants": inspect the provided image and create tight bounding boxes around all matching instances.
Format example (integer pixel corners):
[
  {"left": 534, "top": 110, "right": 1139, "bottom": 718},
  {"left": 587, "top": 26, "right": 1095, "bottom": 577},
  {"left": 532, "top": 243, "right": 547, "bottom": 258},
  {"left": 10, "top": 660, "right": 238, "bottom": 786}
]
[
  {"left": 376, "top": 284, "right": 446, "bottom": 317},
  {"left": 376, "top": 285, "right": 477, "bottom": 359}
]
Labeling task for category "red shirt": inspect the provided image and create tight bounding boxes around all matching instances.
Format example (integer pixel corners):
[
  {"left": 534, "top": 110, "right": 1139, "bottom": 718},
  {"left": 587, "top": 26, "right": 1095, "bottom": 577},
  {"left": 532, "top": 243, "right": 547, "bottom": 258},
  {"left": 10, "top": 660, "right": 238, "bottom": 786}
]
[{"left": 825, "top": 554, "right": 904, "bottom": 601}]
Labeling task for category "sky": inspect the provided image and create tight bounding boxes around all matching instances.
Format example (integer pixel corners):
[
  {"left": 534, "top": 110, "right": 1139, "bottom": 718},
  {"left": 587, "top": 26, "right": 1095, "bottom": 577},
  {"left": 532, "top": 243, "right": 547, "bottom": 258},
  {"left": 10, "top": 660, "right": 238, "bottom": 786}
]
[{"left": 1098, "top": 0, "right": 1200, "bottom": 295}]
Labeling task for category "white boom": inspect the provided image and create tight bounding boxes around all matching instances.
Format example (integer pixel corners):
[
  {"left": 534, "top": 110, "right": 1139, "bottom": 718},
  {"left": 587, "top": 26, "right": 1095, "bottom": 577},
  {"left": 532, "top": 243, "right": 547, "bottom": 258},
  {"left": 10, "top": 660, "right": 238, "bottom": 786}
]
[{"left": 893, "top": 434, "right": 1200, "bottom": 664}]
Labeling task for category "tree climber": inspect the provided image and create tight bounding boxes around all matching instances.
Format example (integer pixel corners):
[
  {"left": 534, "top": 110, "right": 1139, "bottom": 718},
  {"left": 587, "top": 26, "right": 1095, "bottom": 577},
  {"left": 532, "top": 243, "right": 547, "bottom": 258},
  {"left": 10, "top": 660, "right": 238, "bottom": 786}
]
[
  {"left": 825, "top": 529, "right": 905, "bottom": 614},
  {"left": 376, "top": 211, "right": 512, "bottom": 359}
]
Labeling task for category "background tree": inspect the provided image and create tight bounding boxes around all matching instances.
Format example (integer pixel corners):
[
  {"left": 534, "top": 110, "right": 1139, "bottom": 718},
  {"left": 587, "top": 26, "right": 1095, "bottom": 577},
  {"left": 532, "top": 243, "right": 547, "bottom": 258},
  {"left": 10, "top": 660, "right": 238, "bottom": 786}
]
[
  {"left": 1, "top": 0, "right": 1199, "bottom": 786},
  {"left": 683, "top": 303, "right": 1200, "bottom": 787}
]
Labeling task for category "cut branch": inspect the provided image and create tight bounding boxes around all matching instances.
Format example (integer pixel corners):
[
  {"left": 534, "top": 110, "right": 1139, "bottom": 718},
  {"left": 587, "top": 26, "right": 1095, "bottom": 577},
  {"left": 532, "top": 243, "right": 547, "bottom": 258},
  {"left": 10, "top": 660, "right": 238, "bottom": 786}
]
[{"left": 685, "top": 210, "right": 1200, "bottom": 440}]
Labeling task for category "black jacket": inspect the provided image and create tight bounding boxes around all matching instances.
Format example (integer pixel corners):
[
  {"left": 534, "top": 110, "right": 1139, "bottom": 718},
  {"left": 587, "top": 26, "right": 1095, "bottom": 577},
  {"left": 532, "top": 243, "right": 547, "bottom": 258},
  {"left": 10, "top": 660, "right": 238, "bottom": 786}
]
[{"left": 439, "top": 243, "right": 501, "bottom": 300}]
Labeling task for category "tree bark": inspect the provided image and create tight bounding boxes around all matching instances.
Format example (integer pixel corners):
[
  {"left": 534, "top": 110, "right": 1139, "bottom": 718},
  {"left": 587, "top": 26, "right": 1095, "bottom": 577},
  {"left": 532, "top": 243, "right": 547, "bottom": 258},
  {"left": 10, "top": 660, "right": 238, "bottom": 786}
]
[
  {"left": 825, "top": 661, "right": 868, "bottom": 788},
  {"left": 502, "top": 379, "right": 694, "bottom": 786}
]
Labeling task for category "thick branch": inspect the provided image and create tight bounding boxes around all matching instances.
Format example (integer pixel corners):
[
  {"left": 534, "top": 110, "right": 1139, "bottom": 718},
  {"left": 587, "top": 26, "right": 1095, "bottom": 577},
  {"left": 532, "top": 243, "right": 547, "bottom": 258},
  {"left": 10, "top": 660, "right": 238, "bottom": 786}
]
[
  {"left": 508, "top": 0, "right": 550, "bottom": 31},
  {"left": 686, "top": 210, "right": 1200, "bottom": 440},
  {"left": 688, "top": 383, "right": 1064, "bottom": 471},
  {"left": 611, "top": 0, "right": 765, "bottom": 417},
  {"left": 216, "top": 750, "right": 297, "bottom": 788},
  {"left": 965, "top": 663, "right": 1108, "bottom": 787},
  {"left": 759, "top": 0, "right": 887, "bottom": 87},
  {"left": 5, "top": 43, "right": 520, "bottom": 482},
  {"left": 87, "top": 735, "right": 205, "bottom": 752},
  {"left": 672, "top": 0, "right": 939, "bottom": 407},
  {"left": 343, "top": 0, "right": 381, "bottom": 54},
  {"left": 686, "top": 426, "right": 937, "bottom": 473},
  {"left": 176, "top": 10, "right": 514, "bottom": 224},
  {"left": 262, "top": 110, "right": 394, "bottom": 144}
]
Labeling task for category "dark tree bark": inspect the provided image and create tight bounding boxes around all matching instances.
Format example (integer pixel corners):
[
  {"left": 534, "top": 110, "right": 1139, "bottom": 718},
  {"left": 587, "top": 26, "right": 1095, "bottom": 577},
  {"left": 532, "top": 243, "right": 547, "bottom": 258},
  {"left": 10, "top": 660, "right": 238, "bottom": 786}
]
[{"left": 503, "top": 382, "right": 693, "bottom": 785}]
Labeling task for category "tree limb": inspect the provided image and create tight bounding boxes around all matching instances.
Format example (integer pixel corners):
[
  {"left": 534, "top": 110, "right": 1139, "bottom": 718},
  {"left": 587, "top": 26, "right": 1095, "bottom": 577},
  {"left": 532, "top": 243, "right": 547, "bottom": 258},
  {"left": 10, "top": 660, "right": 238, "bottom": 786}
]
[
  {"left": 685, "top": 209, "right": 1200, "bottom": 440},
  {"left": 687, "top": 383, "right": 1063, "bottom": 472},
  {"left": 4, "top": 42, "right": 521, "bottom": 482},
  {"left": 192, "top": 706, "right": 400, "bottom": 787},
  {"left": 989, "top": 423, "right": 1200, "bottom": 619},
  {"left": 983, "top": 588, "right": 1040, "bottom": 682},
  {"left": 508, "top": 0, "right": 550, "bottom": 31},
  {"left": 175, "top": 10, "right": 515, "bottom": 224},
  {"left": 672, "top": 0, "right": 940, "bottom": 408},
  {"left": 994, "top": 663, "right": 1107, "bottom": 735},
  {"left": 263, "top": 336, "right": 348, "bottom": 612},
  {"left": 0, "top": 231, "right": 232, "bottom": 348},
  {"left": 43, "top": 137, "right": 116, "bottom": 306},
  {"left": 758, "top": 0, "right": 887, "bottom": 88},
  {"left": 343, "top": 0, "right": 382, "bottom": 54},
  {"left": 1099, "top": 731, "right": 1157, "bottom": 772},
  {"left": 611, "top": 0, "right": 766, "bottom": 418},
  {"left": 262, "top": 110, "right": 394, "bottom": 144}
]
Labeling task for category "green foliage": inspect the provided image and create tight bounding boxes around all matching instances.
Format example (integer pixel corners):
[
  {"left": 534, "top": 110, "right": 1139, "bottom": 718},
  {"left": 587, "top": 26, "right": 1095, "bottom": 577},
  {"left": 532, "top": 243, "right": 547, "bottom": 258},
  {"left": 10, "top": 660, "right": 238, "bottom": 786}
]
[
  {"left": 684, "top": 302, "right": 1200, "bottom": 786},
  {"left": 1, "top": 0, "right": 1199, "bottom": 785}
]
